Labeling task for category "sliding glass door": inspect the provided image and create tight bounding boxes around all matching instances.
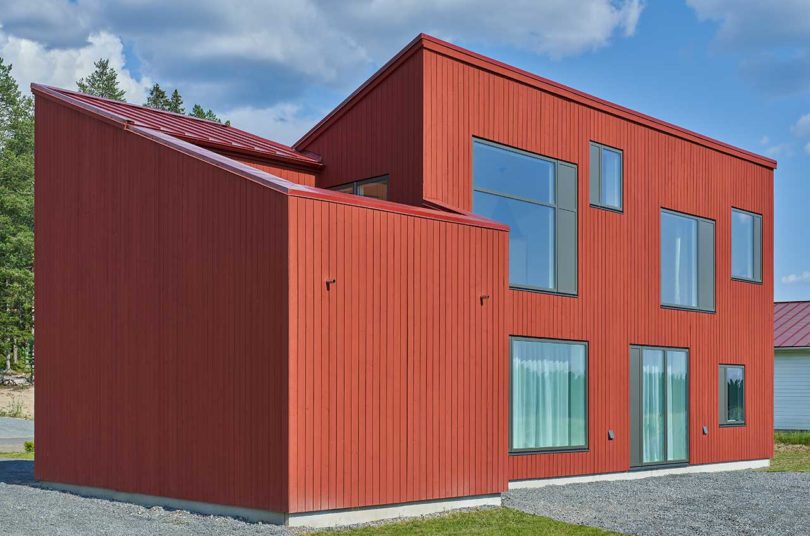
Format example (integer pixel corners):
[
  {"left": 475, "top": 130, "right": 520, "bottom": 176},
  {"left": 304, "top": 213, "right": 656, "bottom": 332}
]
[{"left": 630, "top": 346, "right": 689, "bottom": 467}]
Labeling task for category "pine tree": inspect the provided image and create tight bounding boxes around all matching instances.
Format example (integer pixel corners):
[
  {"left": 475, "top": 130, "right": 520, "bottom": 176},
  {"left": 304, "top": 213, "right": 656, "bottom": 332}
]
[
  {"left": 145, "top": 83, "right": 169, "bottom": 110},
  {"left": 189, "top": 104, "right": 222, "bottom": 123},
  {"left": 76, "top": 58, "right": 126, "bottom": 101},
  {"left": 167, "top": 89, "right": 184, "bottom": 114},
  {"left": 0, "top": 57, "right": 34, "bottom": 372}
]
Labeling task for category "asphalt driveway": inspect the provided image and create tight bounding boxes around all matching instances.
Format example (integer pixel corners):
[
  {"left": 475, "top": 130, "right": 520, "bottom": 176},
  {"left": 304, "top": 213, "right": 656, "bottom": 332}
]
[{"left": 505, "top": 470, "right": 810, "bottom": 536}]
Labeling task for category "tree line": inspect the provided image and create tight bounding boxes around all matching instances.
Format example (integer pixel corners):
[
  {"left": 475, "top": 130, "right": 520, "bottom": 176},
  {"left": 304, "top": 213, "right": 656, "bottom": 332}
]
[{"left": 0, "top": 57, "right": 224, "bottom": 373}]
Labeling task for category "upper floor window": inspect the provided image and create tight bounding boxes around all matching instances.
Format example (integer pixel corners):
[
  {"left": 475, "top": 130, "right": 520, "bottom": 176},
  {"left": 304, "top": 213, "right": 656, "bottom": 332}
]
[
  {"left": 472, "top": 138, "right": 577, "bottom": 295},
  {"left": 660, "top": 209, "right": 715, "bottom": 312},
  {"left": 731, "top": 208, "right": 762, "bottom": 283},
  {"left": 719, "top": 365, "right": 745, "bottom": 426},
  {"left": 331, "top": 175, "right": 389, "bottom": 200},
  {"left": 589, "top": 142, "right": 623, "bottom": 211}
]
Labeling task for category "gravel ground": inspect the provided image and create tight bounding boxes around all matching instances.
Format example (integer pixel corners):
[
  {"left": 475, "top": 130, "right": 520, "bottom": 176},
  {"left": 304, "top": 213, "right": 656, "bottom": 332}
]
[
  {"left": 3, "top": 459, "right": 808, "bottom": 535},
  {"left": 505, "top": 470, "right": 810, "bottom": 536},
  {"left": 0, "top": 460, "right": 294, "bottom": 536}
]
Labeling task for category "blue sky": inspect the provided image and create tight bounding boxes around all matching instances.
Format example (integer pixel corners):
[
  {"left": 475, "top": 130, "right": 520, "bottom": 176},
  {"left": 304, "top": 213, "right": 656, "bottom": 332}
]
[{"left": 1, "top": 0, "right": 808, "bottom": 300}]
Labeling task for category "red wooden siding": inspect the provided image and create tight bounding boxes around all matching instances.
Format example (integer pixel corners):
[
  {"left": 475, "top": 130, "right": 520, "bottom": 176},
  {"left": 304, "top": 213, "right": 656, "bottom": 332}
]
[
  {"left": 296, "top": 50, "right": 424, "bottom": 206},
  {"left": 421, "top": 47, "right": 774, "bottom": 481},
  {"left": 233, "top": 154, "right": 317, "bottom": 186},
  {"left": 35, "top": 97, "right": 291, "bottom": 512},
  {"left": 286, "top": 196, "right": 509, "bottom": 512}
]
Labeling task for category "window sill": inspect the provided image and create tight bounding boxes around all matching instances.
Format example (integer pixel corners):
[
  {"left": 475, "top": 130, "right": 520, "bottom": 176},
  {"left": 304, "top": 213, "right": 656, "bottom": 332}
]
[
  {"left": 589, "top": 203, "right": 623, "bottom": 214},
  {"left": 660, "top": 304, "right": 715, "bottom": 314},
  {"left": 510, "top": 285, "right": 578, "bottom": 298},
  {"left": 630, "top": 461, "right": 688, "bottom": 472},
  {"left": 731, "top": 276, "right": 762, "bottom": 285},
  {"left": 510, "top": 447, "right": 589, "bottom": 456},
  {"left": 719, "top": 422, "right": 746, "bottom": 428}
]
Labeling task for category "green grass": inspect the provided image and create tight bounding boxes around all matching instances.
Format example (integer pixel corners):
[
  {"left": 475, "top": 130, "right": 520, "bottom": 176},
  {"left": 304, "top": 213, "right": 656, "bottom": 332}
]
[
  {"left": 0, "top": 451, "right": 34, "bottom": 460},
  {"left": 774, "top": 431, "right": 810, "bottom": 446},
  {"left": 767, "top": 432, "right": 810, "bottom": 472},
  {"left": 320, "top": 508, "right": 619, "bottom": 535}
]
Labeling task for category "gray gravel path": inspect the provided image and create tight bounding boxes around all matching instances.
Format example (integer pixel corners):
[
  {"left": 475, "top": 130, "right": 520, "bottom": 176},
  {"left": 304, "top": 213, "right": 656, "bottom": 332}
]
[
  {"left": 0, "top": 460, "right": 293, "bottom": 536},
  {"left": 3, "top": 459, "right": 808, "bottom": 535},
  {"left": 505, "top": 470, "right": 810, "bottom": 536}
]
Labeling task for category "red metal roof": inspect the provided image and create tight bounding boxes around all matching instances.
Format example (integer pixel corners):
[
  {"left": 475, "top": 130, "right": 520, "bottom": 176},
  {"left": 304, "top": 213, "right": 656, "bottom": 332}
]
[
  {"left": 42, "top": 85, "right": 321, "bottom": 169},
  {"left": 775, "top": 301, "right": 810, "bottom": 348}
]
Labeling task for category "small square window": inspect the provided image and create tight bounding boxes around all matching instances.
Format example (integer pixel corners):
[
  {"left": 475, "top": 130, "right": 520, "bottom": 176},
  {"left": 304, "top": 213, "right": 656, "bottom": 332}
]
[
  {"left": 719, "top": 365, "right": 745, "bottom": 426},
  {"left": 589, "top": 142, "right": 623, "bottom": 211}
]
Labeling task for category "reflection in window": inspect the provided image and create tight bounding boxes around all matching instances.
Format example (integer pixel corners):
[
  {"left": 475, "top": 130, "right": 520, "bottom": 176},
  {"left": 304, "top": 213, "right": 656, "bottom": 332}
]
[
  {"left": 661, "top": 211, "right": 698, "bottom": 308},
  {"left": 732, "top": 209, "right": 761, "bottom": 282},
  {"left": 330, "top": 175, "right": 389, "bottom": 200}
]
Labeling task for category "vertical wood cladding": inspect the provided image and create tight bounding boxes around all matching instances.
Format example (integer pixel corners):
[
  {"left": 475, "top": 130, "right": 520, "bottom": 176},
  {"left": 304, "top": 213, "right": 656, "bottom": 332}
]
[
  {"left": 233, "top": 155, "right": 317, "bottom": 186},
  {"left": 295, "top": 51, "right": 424, "bottom": 206},
  {"left": 35, "top": 98, "right": 290, "bottom": 512},
  {"left": 286, "top": 197, "right": 509, "bottom": 512},
  {"left": 421, "top": 49, "right": 774, "bottom": 481}
]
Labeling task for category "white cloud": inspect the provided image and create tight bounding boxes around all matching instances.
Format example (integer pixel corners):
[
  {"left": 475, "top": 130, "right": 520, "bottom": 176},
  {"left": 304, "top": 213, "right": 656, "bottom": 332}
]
[
  {"left": 763, "top": 142, "right": 793, "bottom": 158},
  {"left": 0, "top": 28, "right": 150, "bottom": 103},
  {"left": 224, "top": 103, "right": 320, "bottom": 146},
  {"left": 793, "top": 114, "right": 810, "bottom": 137},
  {"left": 759, "top": 135, "right": 770, "bottom": 145},
  {"left": 687, "top": 1, "right": 810, "bottom": 95},
  {"left": 0, "top": 0, "right": 645, "bottom": 108},
  {"left": 782, "top": 271, "right": 810, "bottom": 285},
  {"left": 805, "top": 141, "right": 810, "bottom": 155}
]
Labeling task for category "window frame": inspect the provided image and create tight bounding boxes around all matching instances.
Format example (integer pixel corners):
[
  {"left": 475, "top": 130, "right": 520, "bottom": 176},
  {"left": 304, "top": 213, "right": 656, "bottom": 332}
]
[
  {"left": 508, "top": 336, "right": 589, "bottom": 455},
  {"left": 629, "top": 345, "right": 691, "bottom": 468},
  {"left": 719, "top": 364, "right": 746, "bottom": 427},
  {"left": 472, "top": 137, "right": 578, "bottom": 296},
  {"left": 730, "top": 207, "right": 763, "bottom": 284},
  {"left": 660, "top": 208, "right": 716, "bottom": 313},
  {"left": 589, "top": 141, "right": 624, "bottom": 212},
  {"left": 330, "top": 175, "right": 389, "bottom": 199}
]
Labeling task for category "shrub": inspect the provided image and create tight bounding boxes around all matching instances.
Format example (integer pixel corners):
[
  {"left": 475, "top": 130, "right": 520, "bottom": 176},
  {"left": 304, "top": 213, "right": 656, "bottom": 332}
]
[
  {"left": 775, "top": 431, "right": 810, "bottom": 446},
  {"left": 23, "top": 441, "right": 34, "bottom": 453}
]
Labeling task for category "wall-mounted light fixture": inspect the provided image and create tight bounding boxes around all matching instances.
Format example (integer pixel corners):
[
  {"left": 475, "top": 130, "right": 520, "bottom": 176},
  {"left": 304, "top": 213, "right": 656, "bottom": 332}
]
[
  {"left": 326, "top": 278, "right": 336, "bottom": 290},
  {"left": 480, "top": 294, "right": 490, "bottom": 305}
]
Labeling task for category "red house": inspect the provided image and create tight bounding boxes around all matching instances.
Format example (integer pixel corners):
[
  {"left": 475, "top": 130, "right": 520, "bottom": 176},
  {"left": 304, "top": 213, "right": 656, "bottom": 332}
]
[{"left": 34, "top": 34, "right": 775, "bottom": 526}]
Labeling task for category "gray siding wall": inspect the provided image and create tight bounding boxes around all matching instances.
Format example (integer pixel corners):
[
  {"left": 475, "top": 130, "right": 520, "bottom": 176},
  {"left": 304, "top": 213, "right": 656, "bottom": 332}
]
[{"left": 775, "top": 349, "right": 810, "bottom": 430}]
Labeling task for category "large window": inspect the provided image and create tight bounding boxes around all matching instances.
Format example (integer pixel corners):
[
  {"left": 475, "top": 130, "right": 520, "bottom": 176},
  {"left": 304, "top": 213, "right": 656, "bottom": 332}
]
[
  {"left": 719, "top": 365, "right": 745, "bottom": 426},
  {"left": 472, "top": 139, "right": 577, "bottom": 294},
  {"left": 731, "top": 208, "right": 762, "bottom": 283},
  {"left": 660, "top": 209, "right": 715, "bottom": 312},
  {"left": 510, "top": 338, "right": 587, "bottom": 452},
  {"left": 589, "top": 142, "right": 623, "bottom": 211},
  {"left": 331, "top": 175, "right": 389, "bottom": 200}
]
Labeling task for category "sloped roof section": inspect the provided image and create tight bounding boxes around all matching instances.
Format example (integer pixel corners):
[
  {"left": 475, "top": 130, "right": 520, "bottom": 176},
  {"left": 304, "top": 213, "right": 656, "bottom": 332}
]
[
  {"left": 775, "top": 301, "right": 810, "bottom": 348},
  {"left": 40, "top": 85, "right": 322, "bottom": 169}
]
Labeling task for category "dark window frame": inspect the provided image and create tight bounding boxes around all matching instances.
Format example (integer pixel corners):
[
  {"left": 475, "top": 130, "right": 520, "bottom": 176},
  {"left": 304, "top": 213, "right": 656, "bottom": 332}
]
[
  {"left": 330, "top": 175, "right": 389, "bottom": 199},
  {"left": 589, "top": 141, "right": 624, "bottom": 212},
  {"left": 472, "top": 137, "right": 578, "bottom": 296},
  {"left": 629, "top": 345, "right": 691, "bottom": 468},
  {"left": 731, "top": 207, "right": 763, "bottom": 284},
  {"left": 660, "top": 208, "right": 716, "bottom": 313},
  {"left": 508, "top": 336, "right": 589, "bottom": 455},
  {"left": 719, "top": 364, "right": 746, "bottom": 427}
]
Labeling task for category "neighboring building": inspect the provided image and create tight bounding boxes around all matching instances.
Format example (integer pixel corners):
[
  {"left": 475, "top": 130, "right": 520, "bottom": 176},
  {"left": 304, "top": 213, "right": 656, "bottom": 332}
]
[
  {"left": 34, "top": 34, "right": 776, "bottom": 527},
  {"left": 774, "top": 301, "right": 810, "bottom": 430}
]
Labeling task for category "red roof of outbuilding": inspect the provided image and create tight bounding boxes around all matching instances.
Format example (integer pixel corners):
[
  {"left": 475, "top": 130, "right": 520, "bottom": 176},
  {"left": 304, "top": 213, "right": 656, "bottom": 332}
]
[
  {"left": 41, "top": 85, "right": 322, "bottom": 169},
  {"left": 775, "top": 301, "right": 810, "bottom": 348}
]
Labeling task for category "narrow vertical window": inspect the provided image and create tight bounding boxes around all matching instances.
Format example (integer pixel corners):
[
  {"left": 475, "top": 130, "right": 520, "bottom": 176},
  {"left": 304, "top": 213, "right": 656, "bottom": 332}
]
[
  {"left": 472, "top": 138, "right": 577, "bottom": 294},
  {"left": 720, "top": 365, "right": 745, "bottom": 426},
  {"left": 589, "top": 142, "right": 623, "bottom": 211},
  {"left": 731, "top": 208, "right": 762, "bottom": 282},
  {"left": 510, "top": 338, "right": 587, "bottom": 452},
  {"left": 660, "top": 209, "right": 715, "bottom": 312}
]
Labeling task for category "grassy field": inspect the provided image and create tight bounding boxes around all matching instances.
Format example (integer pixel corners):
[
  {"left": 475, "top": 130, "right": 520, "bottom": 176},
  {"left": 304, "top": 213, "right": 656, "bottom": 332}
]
[
  {"left": 0, "top": 451, "right": 34, "bottom": 460},
  {"left": 768, "top": 431, "right": 810, "bottom": 472},
  {"left": 321, "top": 508, "right": 619, "bottom": 536}
]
